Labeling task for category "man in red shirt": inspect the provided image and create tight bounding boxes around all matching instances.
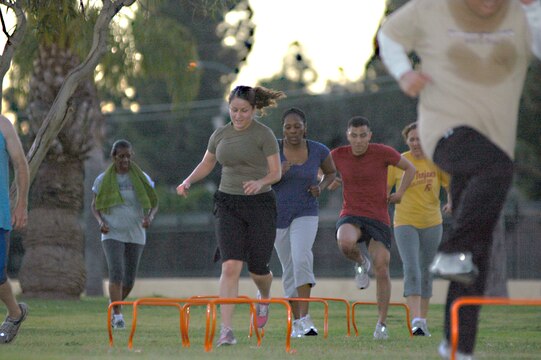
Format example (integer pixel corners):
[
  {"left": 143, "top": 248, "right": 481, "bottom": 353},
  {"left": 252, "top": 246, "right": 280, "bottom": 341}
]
[{"left": 329, "top": 116, "right": 415, "bottom": 340}]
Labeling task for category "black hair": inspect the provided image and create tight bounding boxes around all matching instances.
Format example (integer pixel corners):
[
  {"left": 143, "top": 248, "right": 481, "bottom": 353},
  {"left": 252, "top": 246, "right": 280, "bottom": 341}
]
[
  {"left": 281, "top": 107, "right": 307, "bottom": 126},
  {"left": 347, "top": 116, "right": 371, "bottom": 129}
]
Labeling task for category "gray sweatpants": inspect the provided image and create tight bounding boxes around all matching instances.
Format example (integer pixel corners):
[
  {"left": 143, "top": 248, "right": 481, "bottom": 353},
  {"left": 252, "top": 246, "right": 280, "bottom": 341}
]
[
  {"left": 394, "top": 224, "right": 442, "bottom": 298},
  {"left": 274, "top": 216, "right": 318, "bottom": 298}
]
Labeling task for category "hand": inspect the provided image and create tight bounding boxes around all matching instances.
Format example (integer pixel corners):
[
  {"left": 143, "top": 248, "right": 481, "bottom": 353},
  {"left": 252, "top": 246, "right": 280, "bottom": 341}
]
[
  {"left": 176, "top": 180, "right": 190, "bottom": 197},
  {"left": 243, "top": 180, "right": 263, "bottom": 195},
  {"left": 442, "top": 202, "right": 452, "bottom": 214},
  {"left": 308, "top": 184, "right": 321, "bottom": 198},
  {"left": 11, "top": 204, "right": 28, "bottom": 230},
  {"left": 142, "top": 214, "right": 154, "bottom": 228},
  {"left": 399, "top": 70, "right": 432, "bottom": 97},
  {"left": 387, "top": 191, "right": 403, "bottom": 204},
  {"left": 327, "top": 177, "right": 342, "bottom": 191},
  {"left": 99, "top": 220, "right": 109, "bottom": 234}
]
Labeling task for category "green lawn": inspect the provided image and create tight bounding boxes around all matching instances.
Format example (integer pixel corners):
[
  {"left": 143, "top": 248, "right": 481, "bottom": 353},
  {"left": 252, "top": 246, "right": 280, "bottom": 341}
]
[{"left": 1, "top": 297, "right": 540, "bottom": 359}]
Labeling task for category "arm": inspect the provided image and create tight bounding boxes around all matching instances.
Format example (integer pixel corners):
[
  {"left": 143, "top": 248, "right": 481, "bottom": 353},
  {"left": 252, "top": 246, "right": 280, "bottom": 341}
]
[
  {"left": 142, "top": 206, "right": 159, "bottom": 229},
  {"left": 243, "top": 153, "right": 282, "bottom": 195},
  {"left": 1, "top": 117, "right": 29, "bottom": 230},
  {"left": 309, "top": 154, "right": 337, "bottom": 198},
  {"left": 176, "top": 150, "right": 217, "bottom": 197},
  {"left": 387, "top": 156, "right": 416, "bottom": 204},
  {"left": 91, "top": 193, "right": 109, "bottom": 234},
  {"left": 521, "top": 0, "right": 541, "bottom": 59},
  {"left": 442, "top": 187, "right": 452, "bottom": 214}
]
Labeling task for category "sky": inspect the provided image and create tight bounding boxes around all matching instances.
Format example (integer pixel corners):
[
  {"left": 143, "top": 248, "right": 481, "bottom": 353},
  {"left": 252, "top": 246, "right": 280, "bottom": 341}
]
[{"left": 233, "top": 0, "right": 387, "bottom": 93}]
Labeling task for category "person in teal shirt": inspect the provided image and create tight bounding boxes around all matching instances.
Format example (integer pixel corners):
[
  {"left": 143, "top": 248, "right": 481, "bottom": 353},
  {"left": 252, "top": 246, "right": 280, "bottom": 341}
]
[{"left": 0, "top": 115, "right": 29, "bottom": 344}]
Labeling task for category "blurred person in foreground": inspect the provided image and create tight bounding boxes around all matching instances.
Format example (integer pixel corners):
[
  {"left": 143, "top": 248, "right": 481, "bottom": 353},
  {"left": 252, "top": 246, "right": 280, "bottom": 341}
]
[
  {"left": 378, "top": 0, "right": 541, "bottom": 358},
  {"left": 92, "top": 139, "right": 158, "bottom": 330},
  {"left": 273, "top": 107, "right": 336, "bottom": 338},
  {"left": 176, "top": 85, "right": 285, "bottom": 347},
  {"left": 388, "top": 122, "right": 451, "bottom": 337},
  {"left": 0, "top": 115, "right": 29, "bottom": 343},
  {"left": 328, "top": 116, "right": 415, "bottom": 340}
]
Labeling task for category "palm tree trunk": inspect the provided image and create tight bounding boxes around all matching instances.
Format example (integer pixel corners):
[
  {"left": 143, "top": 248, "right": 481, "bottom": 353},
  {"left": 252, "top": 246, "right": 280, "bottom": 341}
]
[{"left": 18, "top": 44, "right": 102, "bottom": 299}]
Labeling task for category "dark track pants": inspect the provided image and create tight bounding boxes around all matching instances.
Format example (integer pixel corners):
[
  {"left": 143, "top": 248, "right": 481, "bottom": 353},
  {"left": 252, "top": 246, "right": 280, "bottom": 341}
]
[{"left": 432, "top": 127, "right": 513, "bottom": 354}]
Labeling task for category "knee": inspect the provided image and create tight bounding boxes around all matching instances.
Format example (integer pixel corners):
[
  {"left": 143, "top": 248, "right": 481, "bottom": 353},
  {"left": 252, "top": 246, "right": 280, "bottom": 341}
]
[
  {"left": 372, "top": 257, "right": 390, "bottom": 278},
  {"left": 337, "top": 237, "right": 356, "bottom": 253},
  {"left": 221, "top": 262, "right": 241, "bottom": 278}
]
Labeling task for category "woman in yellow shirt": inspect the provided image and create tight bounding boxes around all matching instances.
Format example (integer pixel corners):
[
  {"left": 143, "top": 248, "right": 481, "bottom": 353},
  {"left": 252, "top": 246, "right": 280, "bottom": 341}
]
[{"left": 388, "top": 122, "right": 450, "bottom": 336}]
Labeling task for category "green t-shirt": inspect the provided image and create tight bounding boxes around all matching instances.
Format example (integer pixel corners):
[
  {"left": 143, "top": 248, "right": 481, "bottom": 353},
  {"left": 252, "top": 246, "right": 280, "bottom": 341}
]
[{"left": 208, "top": 120, "right": 279, "bottom": 195}]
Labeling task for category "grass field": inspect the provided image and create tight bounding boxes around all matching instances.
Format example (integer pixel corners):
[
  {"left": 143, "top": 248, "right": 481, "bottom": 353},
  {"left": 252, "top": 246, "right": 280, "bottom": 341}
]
[{"left": 1, "top": 297, "right": 540, "bottom": 359}]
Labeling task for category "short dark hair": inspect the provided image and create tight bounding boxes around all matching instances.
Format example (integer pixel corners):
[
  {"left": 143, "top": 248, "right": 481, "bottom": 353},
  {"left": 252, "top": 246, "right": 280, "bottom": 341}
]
[
  {"left": 402, "top": 122, "right": 417, "bottom": 141},
  {"left": 347, "top": 116, "right": 370, "bottom": 129}
]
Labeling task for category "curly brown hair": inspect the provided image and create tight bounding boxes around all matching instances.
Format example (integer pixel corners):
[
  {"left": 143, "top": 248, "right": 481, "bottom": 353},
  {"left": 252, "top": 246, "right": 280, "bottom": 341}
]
[{"left": 228, "top": 85, "right": 286, "bottom": 116}]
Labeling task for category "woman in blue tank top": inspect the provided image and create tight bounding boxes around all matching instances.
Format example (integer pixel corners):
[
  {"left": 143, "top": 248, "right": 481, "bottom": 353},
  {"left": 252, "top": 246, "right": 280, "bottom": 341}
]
[{"left": 272, "top": 108, "right": 336, "bottom": 338}]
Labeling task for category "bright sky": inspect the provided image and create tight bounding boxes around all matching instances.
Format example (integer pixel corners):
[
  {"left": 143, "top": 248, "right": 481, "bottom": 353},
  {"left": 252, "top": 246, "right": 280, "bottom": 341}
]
[{"left": 234, "top": 0, "right": 387, "bottom": 93}]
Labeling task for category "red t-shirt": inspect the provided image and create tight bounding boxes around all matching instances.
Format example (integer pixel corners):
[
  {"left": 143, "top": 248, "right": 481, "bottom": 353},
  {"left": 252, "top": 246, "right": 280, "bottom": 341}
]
[{"left": 331, "top": 143, "right": 401, "bottom": 225}]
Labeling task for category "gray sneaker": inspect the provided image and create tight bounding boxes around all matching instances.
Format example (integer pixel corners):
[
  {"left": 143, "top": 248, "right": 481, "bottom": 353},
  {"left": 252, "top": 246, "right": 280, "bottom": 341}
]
[
  {"left": 300, "top": 314, "right": 318, "bottom": 336},
  {"left": 111, "top": 315, "right": 125, "bottom": 330},
  {"left": 438, "top": 339, "right": 475, "bottom": 360},
  {"left": 412, "top": 320, "right": 431, "bottom": 337},
  {"left": 373, "top": 321, "right": 389, "bottom": 340},
  {"left": 0, "top": 303, "right": 28, "bottom": 344},
  {"left": 430, "top": 252, "right": 479, "bottom": 285},
  {"left": 354, "top": 258, "right": 371, "bottom": 290},
  {"left": 216, "top": 325, "right": 237, "bottom": 346}
]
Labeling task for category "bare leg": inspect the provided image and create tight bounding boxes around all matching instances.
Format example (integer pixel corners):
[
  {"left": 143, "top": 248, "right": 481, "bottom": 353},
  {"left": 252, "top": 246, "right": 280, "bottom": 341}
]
[
  {"left": 421, "top": 297, "right": 430, "bottom": 319},
  {"left": 220, "top": 260, "right": 243, "bottom": 328},
  {"left": 406, "top": 295, "right": 422, "bottom": 320},
  {"left": 0, "top": 281, "right": 21, "bottom": 319},
  {"left": 296, "top": 284, "right": 311, "bottom": 318},
  {"left": 249, "top": 271, "right": 273, "bottom": 299},
  {"left": 368, "top": 240, "right": 391, "bottom": 324}
]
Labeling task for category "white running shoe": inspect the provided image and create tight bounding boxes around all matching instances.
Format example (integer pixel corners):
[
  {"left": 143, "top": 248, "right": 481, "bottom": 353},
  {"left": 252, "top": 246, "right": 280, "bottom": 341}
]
[
  {"left": 354, "top": 258, "right": 371, "bottom": 290},
  {"left": 300, "top": 314, "right": 318, "bottom": 336}
]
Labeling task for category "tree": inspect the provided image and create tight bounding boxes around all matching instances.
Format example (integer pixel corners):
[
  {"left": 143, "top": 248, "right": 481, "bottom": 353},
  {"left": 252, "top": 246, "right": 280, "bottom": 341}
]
[{"left": 1, "top": 0, "right": 221, "bottom": 298}]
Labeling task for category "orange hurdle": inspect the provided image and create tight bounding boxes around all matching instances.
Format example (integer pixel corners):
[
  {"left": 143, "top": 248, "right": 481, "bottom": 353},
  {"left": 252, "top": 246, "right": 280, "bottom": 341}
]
[
  {"left": 351, "top": 301, "right": 412, "bottom": 337},
  {"left": 450, "top": 297, "right": 541, "bottom": 360},
  {"left": 317, "top": 297, "right": 352, "bottom": 336},
  {"left": 129, "top": 297, "right": 214, "bottom": 350}
]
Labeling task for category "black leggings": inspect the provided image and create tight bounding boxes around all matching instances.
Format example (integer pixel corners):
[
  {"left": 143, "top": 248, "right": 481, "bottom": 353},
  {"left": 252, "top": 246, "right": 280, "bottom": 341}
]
[
  {"left": 433, "top": 127, "right": 513, "bottom": 354},
  {"left": 102, "top": 239, "right": 145, "bottom": 289}
]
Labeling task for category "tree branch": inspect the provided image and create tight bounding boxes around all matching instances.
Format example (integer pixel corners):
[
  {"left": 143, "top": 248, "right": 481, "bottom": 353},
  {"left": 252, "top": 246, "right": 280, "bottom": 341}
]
[
  {"left": 0, "top": 0, "right": 26, "bottom": 109},
  {"left": 25, "top": 0, "right": 136, "bottom": 182}
]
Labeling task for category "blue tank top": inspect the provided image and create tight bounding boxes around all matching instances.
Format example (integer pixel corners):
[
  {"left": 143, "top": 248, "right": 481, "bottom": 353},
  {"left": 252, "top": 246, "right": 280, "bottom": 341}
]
[
  {"left": 0, "top": 131, "right": 11, "bottom": 230},
  {"left": 272, "top": 139, "right": 330, "bottom": 228}
]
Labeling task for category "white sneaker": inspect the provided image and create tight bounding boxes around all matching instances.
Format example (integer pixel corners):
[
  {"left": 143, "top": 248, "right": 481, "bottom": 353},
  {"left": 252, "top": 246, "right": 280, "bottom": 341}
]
[
  {"left": 354, "top": 258, "right": 371, "bottom": 289},
  {"left": 373, "top": 321, "right": 389, "bottom": 340},
  {"left": 300, "top": 314, "right": 318, "bottom": 336},
  {"left": 438, "top": 340, "right": 475, "bottom": 360},
  {"left": 290, "top": 319, "right": 303, "bottom": 338},
  {"left": 412, "top": 319, "right": 431, "bottom": 337}
]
